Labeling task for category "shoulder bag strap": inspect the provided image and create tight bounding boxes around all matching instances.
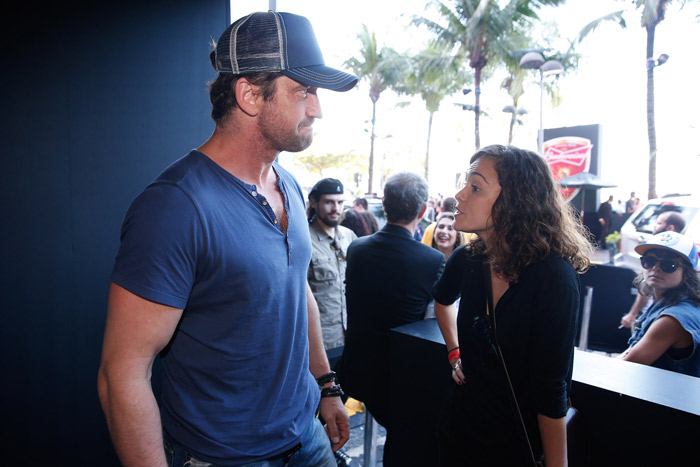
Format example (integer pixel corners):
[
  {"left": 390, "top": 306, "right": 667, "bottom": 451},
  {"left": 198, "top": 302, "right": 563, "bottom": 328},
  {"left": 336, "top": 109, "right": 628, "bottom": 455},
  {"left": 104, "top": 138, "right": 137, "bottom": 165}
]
[{"left": 483, "top": 263, "right": 542, "bottom": 467}]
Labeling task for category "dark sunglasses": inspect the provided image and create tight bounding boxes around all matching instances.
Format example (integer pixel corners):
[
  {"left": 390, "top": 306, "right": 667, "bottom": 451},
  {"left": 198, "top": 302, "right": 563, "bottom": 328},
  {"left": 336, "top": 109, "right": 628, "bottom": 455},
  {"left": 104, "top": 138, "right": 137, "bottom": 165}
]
[
  {"left": 640, "top": 255, "right": 681, "bottom": 273},
  {"left": 330, "top": 240, "right": 346, "bottom": 261}
]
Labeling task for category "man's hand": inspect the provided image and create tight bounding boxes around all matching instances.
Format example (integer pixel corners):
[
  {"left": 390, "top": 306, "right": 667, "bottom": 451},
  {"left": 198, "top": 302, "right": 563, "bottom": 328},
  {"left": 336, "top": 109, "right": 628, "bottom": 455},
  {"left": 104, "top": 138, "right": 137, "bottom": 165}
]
[
  {"left": 620, "top": 312, "right": 636, "bottom": 329},
  {"left": 318, "top": 396, "right": 350, "bottom": 452}
]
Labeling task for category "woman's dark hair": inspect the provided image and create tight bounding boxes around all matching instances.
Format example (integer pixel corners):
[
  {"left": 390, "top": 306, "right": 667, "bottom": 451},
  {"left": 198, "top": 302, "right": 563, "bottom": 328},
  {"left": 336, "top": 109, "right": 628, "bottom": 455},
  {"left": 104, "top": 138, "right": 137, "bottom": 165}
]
[
  {"left": 635, "top": 251, "right": 700, "bottom": 307},
  {"left": 340, "top": 209, "right": 371, "bottom": 237},
  {"left": 441, "top": 197, "right": 457, "bottom": 213},
  {"left": 466, "top": 145, "right": 593, "bottom": 280},
  {"left": 431, "top": 212, "right": 464, "bottom": 251},
  {"left": 208, "top": 72, "right": 281, "bottom": 126}
]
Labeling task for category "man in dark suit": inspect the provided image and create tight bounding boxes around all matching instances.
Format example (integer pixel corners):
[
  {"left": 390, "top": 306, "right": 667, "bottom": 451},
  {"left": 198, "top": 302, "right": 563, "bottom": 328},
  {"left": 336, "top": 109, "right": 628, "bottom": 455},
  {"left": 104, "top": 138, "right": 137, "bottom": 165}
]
[
  {"left": 339, "top": 172, "right": 445, "bottom": 457},
  {"left": 597, "top": 195, "right": 614, "bottom": 248}
]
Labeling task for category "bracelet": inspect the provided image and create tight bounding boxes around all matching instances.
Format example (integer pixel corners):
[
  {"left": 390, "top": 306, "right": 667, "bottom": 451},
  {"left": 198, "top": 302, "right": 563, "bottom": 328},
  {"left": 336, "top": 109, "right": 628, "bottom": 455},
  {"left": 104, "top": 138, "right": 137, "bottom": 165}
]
[
  {"left": 448, "top": 348, "right": 460, "bottom": 362},
  {"left": 447, "top": 346, "right": 459, "bottom": 353},
  {"left": 315, "top": 371, "right": 338, "bottom": 387},
  {"left": 321, "top": 384, "right": 345, "bottom": 398}
]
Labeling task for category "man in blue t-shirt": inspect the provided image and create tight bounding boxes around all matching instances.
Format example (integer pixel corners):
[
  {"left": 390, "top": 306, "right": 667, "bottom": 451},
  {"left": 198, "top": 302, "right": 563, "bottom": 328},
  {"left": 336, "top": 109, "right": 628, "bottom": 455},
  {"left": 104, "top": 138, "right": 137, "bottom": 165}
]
[{"left": 97, "top": 11, "right": 357, "bottom": 467}]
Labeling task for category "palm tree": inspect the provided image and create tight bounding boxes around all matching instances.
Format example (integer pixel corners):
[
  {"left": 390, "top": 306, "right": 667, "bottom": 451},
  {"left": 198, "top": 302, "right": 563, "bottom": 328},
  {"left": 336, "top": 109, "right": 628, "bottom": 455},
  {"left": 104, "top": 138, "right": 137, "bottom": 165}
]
[
  {"left": 501, "top": 74, "right": 527, "bottom": 144},
  {"left": 344, "top": 25, "right": 407, "bottom": 195},
  {"left": 571, "top": 1, "right": 694, "bottom": 200},
  {"left": 414, "top": 0, "right": 566, "bottom": 151},
  {"left": 638, "top": 0, "right": 674, "bottom": 200},
  {"left": 397, "top": 41, "right": 472, "bottom": 180}
]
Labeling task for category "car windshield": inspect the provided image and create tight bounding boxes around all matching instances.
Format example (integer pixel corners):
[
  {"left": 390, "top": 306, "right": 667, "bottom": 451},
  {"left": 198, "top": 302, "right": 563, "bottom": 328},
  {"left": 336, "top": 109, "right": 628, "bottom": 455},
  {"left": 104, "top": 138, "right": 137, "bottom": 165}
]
[{"left": 631, "top": 202, "right": 698, "bottom": 234}]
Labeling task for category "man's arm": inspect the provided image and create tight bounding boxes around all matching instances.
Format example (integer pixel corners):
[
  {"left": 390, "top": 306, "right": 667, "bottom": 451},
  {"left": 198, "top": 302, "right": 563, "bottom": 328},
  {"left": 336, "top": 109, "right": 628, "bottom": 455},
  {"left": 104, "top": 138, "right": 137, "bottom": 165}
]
[
  {"left": 620, "top": 294, "right": 649, "bottom": 328},
  {"left": 306, "top": 282, "right": 350, "bottom": 451},
  {"left": 97, "top": 283, "right": 183, "bottom": 467}
]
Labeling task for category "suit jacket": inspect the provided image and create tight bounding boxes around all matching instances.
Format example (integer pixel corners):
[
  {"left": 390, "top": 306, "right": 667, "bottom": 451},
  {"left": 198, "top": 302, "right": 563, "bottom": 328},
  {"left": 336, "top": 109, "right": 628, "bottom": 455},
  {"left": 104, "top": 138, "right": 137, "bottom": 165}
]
[
  {"left": 597, "top": 201, "right": 613, "bottom": 224},
  {"left": 339, "top": 223, "right": 445, "bottom": 426}
]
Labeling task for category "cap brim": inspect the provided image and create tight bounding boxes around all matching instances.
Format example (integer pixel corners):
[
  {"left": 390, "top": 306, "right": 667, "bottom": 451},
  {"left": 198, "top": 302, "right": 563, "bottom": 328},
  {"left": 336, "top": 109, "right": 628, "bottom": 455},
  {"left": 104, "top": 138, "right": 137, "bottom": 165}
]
[
  {"left": 635, "top": 243, "right": 695, "bottom": 267},
  {"left": 282, "top": 66, "right": 358, "bottom": 92}
]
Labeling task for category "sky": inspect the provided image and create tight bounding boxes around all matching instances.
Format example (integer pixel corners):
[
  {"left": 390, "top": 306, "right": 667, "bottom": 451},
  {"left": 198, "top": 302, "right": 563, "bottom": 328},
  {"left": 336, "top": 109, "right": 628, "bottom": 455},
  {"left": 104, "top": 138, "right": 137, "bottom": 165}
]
[{"left": 230, "top": 0, "right": 700, "bottom": 203}]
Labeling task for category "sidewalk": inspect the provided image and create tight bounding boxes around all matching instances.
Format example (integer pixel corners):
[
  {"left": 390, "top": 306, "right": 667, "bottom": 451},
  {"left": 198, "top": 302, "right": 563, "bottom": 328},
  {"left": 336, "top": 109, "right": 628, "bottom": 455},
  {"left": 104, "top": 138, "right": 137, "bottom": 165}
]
[{"left": 592, "top": 246, "right": 613, "bottom": 264}]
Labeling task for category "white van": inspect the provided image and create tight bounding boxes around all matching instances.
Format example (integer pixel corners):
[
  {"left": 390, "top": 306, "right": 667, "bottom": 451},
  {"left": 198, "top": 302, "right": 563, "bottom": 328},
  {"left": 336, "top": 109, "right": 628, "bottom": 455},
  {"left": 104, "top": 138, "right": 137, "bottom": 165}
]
[{"left": 615, "top": 194, "right": 700, "bottom": 272}]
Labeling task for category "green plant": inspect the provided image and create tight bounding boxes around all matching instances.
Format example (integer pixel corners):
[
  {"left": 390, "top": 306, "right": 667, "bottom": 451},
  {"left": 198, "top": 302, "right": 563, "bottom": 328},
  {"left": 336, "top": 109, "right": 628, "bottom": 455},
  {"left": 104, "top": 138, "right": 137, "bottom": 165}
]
[{"left": 605, "top": 230, "right": 621, "bottom": 245}]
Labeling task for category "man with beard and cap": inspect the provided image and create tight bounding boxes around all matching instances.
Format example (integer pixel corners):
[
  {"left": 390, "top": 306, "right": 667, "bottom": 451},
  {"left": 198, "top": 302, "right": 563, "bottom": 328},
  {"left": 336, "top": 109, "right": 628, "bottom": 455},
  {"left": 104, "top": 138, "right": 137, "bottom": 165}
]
[
  {"left": 98, "top": 11, "right": 357, "bottom": 467},
  {"left": 307, "top": 178, "right": 357, "bottom": 352}
]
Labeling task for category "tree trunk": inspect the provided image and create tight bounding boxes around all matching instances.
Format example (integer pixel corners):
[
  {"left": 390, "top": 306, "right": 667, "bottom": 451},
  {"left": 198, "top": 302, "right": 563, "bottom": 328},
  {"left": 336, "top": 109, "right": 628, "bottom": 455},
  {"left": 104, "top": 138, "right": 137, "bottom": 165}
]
[
  {"left": 508, "top": 115, "right": 515, "bottom": 145},
  {"left": 367, "top": 100, "right": 377, "bottom": 195},
  {"left": 474, "top": 67, "right": 482, "bottom": 151},
  {"left": 425, "top": 112, "right": 434, "bottom": 180},
  {"left": 645, "top": 24, "right": 658, "bottom": 200}
]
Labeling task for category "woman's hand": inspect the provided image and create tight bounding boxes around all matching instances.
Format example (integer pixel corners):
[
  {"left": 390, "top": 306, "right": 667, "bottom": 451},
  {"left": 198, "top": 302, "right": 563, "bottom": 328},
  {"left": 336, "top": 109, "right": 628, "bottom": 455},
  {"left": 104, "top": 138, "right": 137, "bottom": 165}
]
[{"left": 450, "top": 356, "right": 465, "bottom": 385}]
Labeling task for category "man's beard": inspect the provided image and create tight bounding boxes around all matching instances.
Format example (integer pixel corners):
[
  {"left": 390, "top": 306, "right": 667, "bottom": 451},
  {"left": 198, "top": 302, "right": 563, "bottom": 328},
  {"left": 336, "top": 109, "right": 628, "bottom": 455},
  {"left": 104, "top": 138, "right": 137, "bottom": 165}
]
[
  {"left": 318, "top": 214, "right": 339, "bottom": 228},
  {"left": 258, "top": 104, "right": 313, "bottom": 153}
]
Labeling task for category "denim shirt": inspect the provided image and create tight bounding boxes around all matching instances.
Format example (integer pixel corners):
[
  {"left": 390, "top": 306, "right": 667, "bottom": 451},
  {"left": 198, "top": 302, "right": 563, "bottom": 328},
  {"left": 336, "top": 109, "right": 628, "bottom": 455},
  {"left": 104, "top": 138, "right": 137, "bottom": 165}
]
[{"left": 629, "top": 295, "right": 700, "bottom": 377}]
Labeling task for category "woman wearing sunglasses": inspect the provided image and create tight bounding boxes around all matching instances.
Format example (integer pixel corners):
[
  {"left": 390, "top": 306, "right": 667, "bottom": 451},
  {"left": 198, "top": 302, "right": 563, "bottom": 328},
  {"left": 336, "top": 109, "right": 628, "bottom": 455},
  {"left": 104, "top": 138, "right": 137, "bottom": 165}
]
[
  {"left": 432, "top": 145, "right": 592, "bottom": 467},
  {"left": 620, "top": 231, "right": 700, "bottom": 377}
]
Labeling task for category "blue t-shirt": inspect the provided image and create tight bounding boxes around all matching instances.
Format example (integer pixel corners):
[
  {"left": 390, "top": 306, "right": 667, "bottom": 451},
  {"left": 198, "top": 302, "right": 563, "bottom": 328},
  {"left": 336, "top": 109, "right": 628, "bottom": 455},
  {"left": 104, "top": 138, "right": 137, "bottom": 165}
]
[
  {"left": 629, "top": 295, "right": 700, "bottom": 377},
  {"left": 111, "top": 150, "right": 317, "bottom": 464}
]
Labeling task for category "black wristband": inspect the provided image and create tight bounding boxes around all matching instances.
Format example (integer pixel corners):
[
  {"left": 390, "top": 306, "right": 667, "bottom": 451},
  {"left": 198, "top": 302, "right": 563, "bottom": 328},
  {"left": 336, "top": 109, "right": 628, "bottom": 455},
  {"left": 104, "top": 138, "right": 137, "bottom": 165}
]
[
  {"left": 320, "top": 384, "right": 344, "bottom": 398},
  {"left": 316, "top": 371, "right": 338, "bottom": 387}
]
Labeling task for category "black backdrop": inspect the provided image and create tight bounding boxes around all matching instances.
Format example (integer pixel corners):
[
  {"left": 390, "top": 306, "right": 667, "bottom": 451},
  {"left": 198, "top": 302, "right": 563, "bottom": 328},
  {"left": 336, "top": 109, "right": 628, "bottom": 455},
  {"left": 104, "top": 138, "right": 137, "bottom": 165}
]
[{"left": 0, "top": 1, "right": 228, "bottom": 464}]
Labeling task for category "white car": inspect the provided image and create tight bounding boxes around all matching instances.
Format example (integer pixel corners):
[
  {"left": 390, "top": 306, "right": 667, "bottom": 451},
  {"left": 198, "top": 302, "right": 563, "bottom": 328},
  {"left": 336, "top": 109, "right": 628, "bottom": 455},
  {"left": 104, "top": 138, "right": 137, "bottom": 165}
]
[{"left": 615, "top": 195, "right": 700, "bottom": 272}]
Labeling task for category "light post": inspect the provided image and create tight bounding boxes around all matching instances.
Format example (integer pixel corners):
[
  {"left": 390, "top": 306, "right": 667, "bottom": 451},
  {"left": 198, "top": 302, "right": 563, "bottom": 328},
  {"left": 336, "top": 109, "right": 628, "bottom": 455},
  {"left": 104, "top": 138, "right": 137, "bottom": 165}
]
[
  {"left": 519, "top": 52, "right": 564, "bottom": 154},
  {"left": 646, "top": 53, "right": 669, "bottom": 70}
]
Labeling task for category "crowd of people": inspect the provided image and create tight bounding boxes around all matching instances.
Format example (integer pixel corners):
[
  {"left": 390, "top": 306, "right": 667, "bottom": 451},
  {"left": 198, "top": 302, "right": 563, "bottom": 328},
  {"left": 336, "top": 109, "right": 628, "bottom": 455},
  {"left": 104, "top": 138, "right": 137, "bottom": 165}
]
[{"left": 96, "top": 10, "right": 699, "bottom": 467}]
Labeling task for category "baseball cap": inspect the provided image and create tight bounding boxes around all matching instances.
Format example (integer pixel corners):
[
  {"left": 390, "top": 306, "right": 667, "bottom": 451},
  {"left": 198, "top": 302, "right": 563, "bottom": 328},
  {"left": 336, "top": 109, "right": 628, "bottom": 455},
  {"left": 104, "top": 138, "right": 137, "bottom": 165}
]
[
  {"left": 211, "top": 11, "right": 357, "bottom": 92},
  {"left": 309, "top": 178, "right": 344, "bottom": 199},
  {"left": 635, "top": 231, "right": 699, "bottom": 269}
]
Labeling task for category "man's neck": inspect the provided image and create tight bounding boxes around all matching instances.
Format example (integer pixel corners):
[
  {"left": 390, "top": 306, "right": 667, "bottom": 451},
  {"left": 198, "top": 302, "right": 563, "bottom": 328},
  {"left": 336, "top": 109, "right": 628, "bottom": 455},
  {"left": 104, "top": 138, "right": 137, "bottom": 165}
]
[
  {"left": 387, "top": 218, "right": 419, "bottom": 235},
  {"left": 198, "top": 123, "right": 279, "bottom": 187}
]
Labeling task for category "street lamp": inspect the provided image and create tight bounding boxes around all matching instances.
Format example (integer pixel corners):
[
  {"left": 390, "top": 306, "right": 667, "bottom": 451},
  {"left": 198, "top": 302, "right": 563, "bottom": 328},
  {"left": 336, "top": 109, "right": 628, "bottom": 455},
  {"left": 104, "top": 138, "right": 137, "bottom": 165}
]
[
  {"left": 502, "top": 105, "right": 528, "bottom": 144},
  {"left": 455, "top": 88, "right": 475, "bottom": 111},
  {"left": 646, "top": 53, "right": 669, "bottom": 70},
  {"left": 519, "top": 51, "right": 564, "bottom": 154}
]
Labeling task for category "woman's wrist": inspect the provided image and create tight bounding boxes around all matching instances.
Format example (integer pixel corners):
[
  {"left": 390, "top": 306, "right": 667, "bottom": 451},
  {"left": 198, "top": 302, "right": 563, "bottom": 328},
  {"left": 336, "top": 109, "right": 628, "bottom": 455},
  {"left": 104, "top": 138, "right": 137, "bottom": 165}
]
[{"left": 447, "top": 347, "right": 460, "bottom": 363}]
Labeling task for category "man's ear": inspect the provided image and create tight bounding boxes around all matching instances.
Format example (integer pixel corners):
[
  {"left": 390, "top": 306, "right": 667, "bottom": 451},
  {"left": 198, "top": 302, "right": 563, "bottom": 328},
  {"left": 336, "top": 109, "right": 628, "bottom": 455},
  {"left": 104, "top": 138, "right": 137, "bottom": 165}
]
[
  {"left": 235, "top": 78, "right": 262, "bottom": 117},
  {"left": 418, "top": 205, "right": 427, "bottom": 220}
]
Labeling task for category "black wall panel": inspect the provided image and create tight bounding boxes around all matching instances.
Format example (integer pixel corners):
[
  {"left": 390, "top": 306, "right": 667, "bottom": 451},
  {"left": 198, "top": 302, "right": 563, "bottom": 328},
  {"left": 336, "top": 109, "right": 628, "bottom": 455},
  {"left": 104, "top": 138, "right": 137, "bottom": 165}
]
[{"left": 0, "top": 1, "right": 228, "bottom": 464}]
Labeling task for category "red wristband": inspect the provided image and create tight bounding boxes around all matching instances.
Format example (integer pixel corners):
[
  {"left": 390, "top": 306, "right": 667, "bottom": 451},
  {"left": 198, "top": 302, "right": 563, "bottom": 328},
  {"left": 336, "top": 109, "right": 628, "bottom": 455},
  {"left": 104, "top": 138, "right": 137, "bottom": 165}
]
[{"left": 448, "top": 348, "right": 460, "bottom": 362}]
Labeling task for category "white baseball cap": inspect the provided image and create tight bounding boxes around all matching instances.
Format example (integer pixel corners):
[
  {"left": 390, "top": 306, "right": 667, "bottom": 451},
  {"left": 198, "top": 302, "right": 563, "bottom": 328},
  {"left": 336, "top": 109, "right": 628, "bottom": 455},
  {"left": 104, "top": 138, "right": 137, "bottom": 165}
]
[{"left": 635, "top": 231, "right": 699, "bottom": 269}]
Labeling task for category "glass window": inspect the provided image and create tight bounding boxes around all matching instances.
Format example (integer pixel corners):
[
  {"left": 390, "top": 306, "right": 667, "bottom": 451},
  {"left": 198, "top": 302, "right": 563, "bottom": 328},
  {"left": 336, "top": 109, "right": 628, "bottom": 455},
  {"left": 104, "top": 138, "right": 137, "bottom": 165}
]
[{"left": 631, "top": 202, "right": 697, "bottom": 234}]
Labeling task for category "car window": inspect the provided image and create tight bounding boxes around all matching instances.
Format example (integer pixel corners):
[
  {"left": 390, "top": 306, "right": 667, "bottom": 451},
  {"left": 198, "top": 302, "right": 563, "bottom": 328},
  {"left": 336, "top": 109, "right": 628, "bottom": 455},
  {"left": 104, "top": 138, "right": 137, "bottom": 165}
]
[{"left": 631, "top": 202, "right": 698, "bottom": 234}]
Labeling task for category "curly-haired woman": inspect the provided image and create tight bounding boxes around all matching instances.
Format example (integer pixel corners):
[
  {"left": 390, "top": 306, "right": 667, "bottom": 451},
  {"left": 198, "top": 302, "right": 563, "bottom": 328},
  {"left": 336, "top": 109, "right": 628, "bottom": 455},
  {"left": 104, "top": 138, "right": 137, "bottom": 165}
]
[
  {"left": 432, "top": 145, "right": 593, "bottom": 467},
  {"left": 620, "top": 231, "right": 700, "bottom": 377}
]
